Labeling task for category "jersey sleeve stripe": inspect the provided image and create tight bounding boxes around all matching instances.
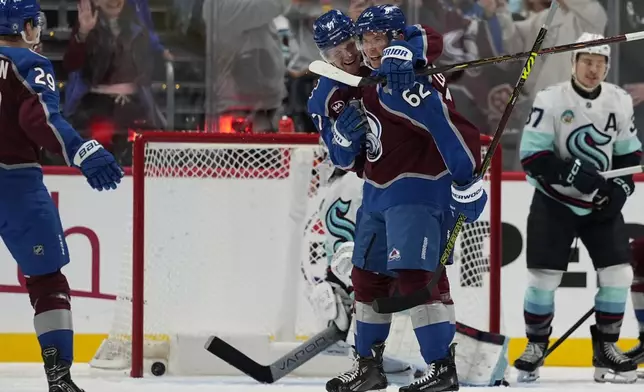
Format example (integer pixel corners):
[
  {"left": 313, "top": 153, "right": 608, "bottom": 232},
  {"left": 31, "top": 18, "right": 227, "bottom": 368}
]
[
  {"left": 323, "top": 85, "right": 339, "bottom": 118},
  {"left": 412, "top": 24, "right": 429, "bottom": 65},
  {"left": 10, "top": 62, "right": 71, "bottom": 166}
]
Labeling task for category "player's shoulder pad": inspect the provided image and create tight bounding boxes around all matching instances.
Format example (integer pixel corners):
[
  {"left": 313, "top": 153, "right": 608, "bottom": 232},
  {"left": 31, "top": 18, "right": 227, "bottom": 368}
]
[
  {"left": 2, "top": 48, "right": 57, "bottom": 93},
  {"left": 308, "top": 76, "right": 345, "bottom": 117},
  {"left": 532, "top": 83, "right": 562, "bottom": 109},
  {"left": 603, "top": 82, "right": 634, "bottom": 107}
]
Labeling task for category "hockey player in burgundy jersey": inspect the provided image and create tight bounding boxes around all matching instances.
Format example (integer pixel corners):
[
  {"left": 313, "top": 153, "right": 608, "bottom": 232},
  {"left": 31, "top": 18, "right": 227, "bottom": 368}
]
[
  {"left": 308, "top": 9, "right": 444, "bottom": 173},
  {"left": 0, "top": 1, "right": 123, "bottom": 391},
  {"left": 316, "top": 5, "right": 486, "bottom": 392}
]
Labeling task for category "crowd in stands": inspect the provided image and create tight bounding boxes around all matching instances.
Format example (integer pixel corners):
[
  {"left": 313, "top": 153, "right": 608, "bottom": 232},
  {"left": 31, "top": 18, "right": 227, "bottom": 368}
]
[{"left": 40, "top": 0, "right": 644, "bottom": 170}]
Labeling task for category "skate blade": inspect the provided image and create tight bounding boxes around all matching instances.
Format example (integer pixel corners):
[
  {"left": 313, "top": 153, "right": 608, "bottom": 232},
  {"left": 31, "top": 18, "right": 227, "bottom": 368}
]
[
  {"left": 516, "top": 369, "right": 539, "bottom": 383},
  {"left": 593, "top": 367, "right": 637, "bottom": 384},
  {"left": 638, "top": 370, "right": 644, "bottom": 379}
]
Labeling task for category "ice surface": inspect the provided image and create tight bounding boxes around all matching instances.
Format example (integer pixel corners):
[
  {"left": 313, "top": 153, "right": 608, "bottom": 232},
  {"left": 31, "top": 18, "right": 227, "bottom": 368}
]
[{"left": 0, "top": 364, "right": 641, "bottom": 392}]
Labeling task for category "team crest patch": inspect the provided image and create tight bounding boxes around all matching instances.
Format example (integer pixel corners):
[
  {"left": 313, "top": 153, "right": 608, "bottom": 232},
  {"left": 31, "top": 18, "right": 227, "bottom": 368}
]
[
  {"left": 388, "top": 248, "right": 401, "bottom": 262},
  {"left": 33, "top": 245, "right": 44, "bottom": 256},
  {"left": 331, "top": 100, "right": 345, "bottom": 114},
  {"left": 561, "top": 110, "right": 574, "bottom": 124}
]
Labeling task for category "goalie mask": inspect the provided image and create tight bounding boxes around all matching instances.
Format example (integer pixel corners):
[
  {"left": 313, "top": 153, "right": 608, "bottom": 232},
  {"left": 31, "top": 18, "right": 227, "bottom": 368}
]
[{"left": 571, "top": 32, "right": 610, "bottom": 92}]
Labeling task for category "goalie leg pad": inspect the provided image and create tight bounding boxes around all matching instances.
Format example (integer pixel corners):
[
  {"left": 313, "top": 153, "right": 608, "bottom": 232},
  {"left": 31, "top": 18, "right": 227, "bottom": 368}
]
[
  {"left": 595, "top": 264, "right": 632, "bottom": 342},
  {"left": 630, "top": 239, "right": 644, "bottom": 331},
  {"left": 26, "top": 270, "right": 74, "bottom": 363},
  {"left": 352, "top": 267, "right": 395, "bottom": 357},
  {"left": 397, "top": 270, "right": 455, "bottom": 364},
  {"left": 524, "top": 269, "right": 562, "bottom": 342}
]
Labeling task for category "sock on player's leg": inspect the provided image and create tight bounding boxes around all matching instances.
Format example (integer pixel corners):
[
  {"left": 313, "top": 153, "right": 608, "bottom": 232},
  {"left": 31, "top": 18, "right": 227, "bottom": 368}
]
[
  {"left": 523, "top": 286, "right": 555, "bottom": 342},
  {"left": 354, "top": 302, "right": 392, "bottom": 357},
  {"left": 26, "top": 271, "right": 74, "bottom": 363},
  {"left": 595, "top": 264, "right": 632, "bottom": 342},
  {"left": 631, "top": 271, "right": 644, "bottom": 335},
  {"left": 351, "top": 267, "right": 395, "bottom": 357}
]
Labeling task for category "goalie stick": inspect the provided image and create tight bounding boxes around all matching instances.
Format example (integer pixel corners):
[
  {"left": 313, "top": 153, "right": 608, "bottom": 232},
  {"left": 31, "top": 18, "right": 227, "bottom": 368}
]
[
  {"left": 308, "top": 30, "right": 644, "bottom": 87},
  {"left": 205, "top": 324, "right": 348, "bottom": 383},
  {"left": 372, "top": 0, "right": 559, "bottom": 314}
]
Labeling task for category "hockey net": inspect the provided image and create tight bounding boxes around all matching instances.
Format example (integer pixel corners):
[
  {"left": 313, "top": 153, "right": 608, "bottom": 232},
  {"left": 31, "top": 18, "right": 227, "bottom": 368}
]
[{"left": 90, "top": 132, "right": 502, "bottom": 377}]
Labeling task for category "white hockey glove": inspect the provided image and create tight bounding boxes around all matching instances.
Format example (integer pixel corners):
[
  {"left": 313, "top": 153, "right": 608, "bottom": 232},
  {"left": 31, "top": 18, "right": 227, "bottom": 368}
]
[{"left": 308, "top": 281, "right": 353, "bottom": 331}]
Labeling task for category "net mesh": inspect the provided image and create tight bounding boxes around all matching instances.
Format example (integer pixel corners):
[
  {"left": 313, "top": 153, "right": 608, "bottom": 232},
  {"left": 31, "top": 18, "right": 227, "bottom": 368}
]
[{"left": 91, "top": 136, "right": 499, "bottom": 373}]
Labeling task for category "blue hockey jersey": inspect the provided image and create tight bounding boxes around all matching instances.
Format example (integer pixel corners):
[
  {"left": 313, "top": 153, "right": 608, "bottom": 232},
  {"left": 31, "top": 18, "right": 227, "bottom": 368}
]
[
  {"left": 0, "top": 47, "right": 84, "bottom": 172},
  {"left": 308, "top": 24, "right": 444, "bottom": 174}
]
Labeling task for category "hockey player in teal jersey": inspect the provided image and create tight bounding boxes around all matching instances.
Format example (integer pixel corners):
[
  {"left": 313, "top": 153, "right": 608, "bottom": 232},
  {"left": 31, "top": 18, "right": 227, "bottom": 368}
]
[
  {"left": 0, "top": 1, "right": 123, "bottom": 391},
  {"left": 516, "top": 33, "right": 642, "bottom": 384}
]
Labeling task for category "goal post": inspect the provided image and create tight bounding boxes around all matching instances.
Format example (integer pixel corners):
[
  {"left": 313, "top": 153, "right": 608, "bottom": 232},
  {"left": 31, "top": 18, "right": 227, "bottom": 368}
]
[{"left": 92, "top": 131, "right": 502, "bottom": 378}]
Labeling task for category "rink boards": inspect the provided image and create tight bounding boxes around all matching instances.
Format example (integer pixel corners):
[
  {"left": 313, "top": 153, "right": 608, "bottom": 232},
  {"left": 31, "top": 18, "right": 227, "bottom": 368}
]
[{"left": 0, "top": 169, "right": 643, "bottom": 367}]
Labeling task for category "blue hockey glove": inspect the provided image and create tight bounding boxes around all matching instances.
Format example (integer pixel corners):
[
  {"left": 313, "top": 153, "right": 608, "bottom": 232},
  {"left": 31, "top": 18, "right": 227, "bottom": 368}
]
[
  {"left": 332, "top": 101, "right": 368, "bottom": 156},
  {"left": 592, "top": 177, "right": 632, "bottom": 222},
  {"left": 72, "top": 140, "right": 124, "bottom": 191},
  {"left": 379, "top": 40, "right": 416, "bottom": 92},
  {"left": 450, "top": 176, "right": 488, "bottom": 223}
]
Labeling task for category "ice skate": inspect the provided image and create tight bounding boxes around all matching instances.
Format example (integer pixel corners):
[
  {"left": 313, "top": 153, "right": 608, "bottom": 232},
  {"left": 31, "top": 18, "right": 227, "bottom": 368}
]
[
  {"left": 624, "top": 334, "right": 644, "bottom": 364},
  {"left": 42, "top": 346, "right": 85, "bottom": 392},
  {"left": 399, "top": 343, "right": 459, "bottom": 392},
  {"left": 326, "top": 342, "right": 388, "bottom": 392},
  {"left": 590, "top": 325, "right": 637, "bottom": 383},
  {"left": 514, "top": 341, "right": 547, "bottom": 382}
]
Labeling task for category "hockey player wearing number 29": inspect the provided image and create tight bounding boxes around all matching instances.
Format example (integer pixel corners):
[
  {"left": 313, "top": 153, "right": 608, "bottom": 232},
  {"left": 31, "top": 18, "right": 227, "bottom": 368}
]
[
  {"left": 517, "top": 32, "right": 643, "bottom": 384},
  {"left": 0, "top": 1, "right": 123, "bottom": 391},
  {"left": 320, "top": 5, "right": 487, "bottom": 392}
]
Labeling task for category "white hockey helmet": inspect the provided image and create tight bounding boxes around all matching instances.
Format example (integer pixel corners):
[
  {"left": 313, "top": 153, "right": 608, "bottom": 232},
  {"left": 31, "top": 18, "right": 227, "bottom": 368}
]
[{"left": 571, "top": 32, "right": 610, "bottom": 89}]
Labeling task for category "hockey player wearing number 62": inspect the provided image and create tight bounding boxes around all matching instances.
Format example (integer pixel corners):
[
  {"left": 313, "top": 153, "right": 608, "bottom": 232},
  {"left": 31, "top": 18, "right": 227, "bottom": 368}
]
[
  {"left": 516, "top": 32, "right": 643, "bottom": 384},
  {"left": 318, "top": 5, "right": 488, "bottom": 392},
  {"left": 0, "top": 1, "right": 123, "bottom": 391}
]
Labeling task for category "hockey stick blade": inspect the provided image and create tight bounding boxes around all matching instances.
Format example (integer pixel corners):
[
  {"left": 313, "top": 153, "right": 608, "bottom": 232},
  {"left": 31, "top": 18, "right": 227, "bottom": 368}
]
[
  {"left": 601, "top": 165, "right": 644, "bottom": 179},
  {"left": 205, "top": 324, "right": 347, "bottom": 383},
  {"left": 310, "top": 30, "right": 644, "bottom": 88},
  {"left": 373, "top": 1, "right": 560, "bottom": 314}
]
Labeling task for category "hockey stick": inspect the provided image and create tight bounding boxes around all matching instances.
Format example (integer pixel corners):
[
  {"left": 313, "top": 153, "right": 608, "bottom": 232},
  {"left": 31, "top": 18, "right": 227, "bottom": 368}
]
[
  {"left": 545, "top": 307, "right": 595, "bottom": 357},
  {"left": 601, "top": 165, "right": 644, "bottom": 179},
  {"left": 308, "top": 31, "right": 644, "bottom": 88},
  {"left": 204, "top": 324, "right": 348, "bottom": 383},
  {"left": 372, "top": 1, "right": 560, "bottom": 314}
]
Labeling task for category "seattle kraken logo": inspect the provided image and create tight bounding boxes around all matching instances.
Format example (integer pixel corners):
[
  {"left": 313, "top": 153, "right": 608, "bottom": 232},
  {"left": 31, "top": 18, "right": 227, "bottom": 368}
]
[
  {"left": 566, "top": 124, "right": 612, "bottom": 170},
  {"left": 325, "top": 198, "right": 356, "bottom": 252},
  {"left": 365, "top": 108, "right": 383, "bottom": 162}
]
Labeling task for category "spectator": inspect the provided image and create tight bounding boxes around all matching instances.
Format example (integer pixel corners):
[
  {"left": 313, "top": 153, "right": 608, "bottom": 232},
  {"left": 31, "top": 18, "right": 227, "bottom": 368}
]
[
  {"left": 284, "top": 1, "right": 326, "bottom": 133},
  {"left": 503, "top": 0, "right": 607, "bottom": 169},
  {"left": 63, "top": 0, "right": 165, "bottom": 165},
  {"left": 202, "top": 0, "right": 290, "bottom": 133},
  {"left": 505, "top": 0, "right": 607, "bottom": 99},
  {"left": 127, "top": 0, "right": 174, "bottom": 60},
  {"left": 620, "top": 0, "right": 644, "bottom": 150}
]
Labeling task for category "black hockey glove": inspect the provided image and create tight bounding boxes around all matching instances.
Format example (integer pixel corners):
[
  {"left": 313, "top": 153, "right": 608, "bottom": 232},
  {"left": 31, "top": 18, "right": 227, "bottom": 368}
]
[
  {"left": 592, "top": 177, "right": 632, "bottom": 222},
  {"left": 563, "top": 158, "right": 607, "bottom": 194}
]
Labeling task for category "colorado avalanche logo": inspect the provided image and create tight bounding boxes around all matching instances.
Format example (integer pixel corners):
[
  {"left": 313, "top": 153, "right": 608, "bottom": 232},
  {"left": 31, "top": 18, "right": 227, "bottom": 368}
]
[
  {"left": 566, "top": 124, "right": 612, "bottom": 171},
  {"left": 365, "top": 107, "right": 383, "bottom": 162}
]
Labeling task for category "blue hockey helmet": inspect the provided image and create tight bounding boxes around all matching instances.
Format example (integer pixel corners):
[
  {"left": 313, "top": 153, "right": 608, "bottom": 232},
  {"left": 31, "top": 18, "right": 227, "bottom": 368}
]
[
  {"left": 354, "top": 4, "right": 406, "bottom": 38},
  {"left": 313, "top": 10, "right": 355, "bottom": 51},
  {"left": 0, "top": 0, "right": 42, "bottom": 36}
]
